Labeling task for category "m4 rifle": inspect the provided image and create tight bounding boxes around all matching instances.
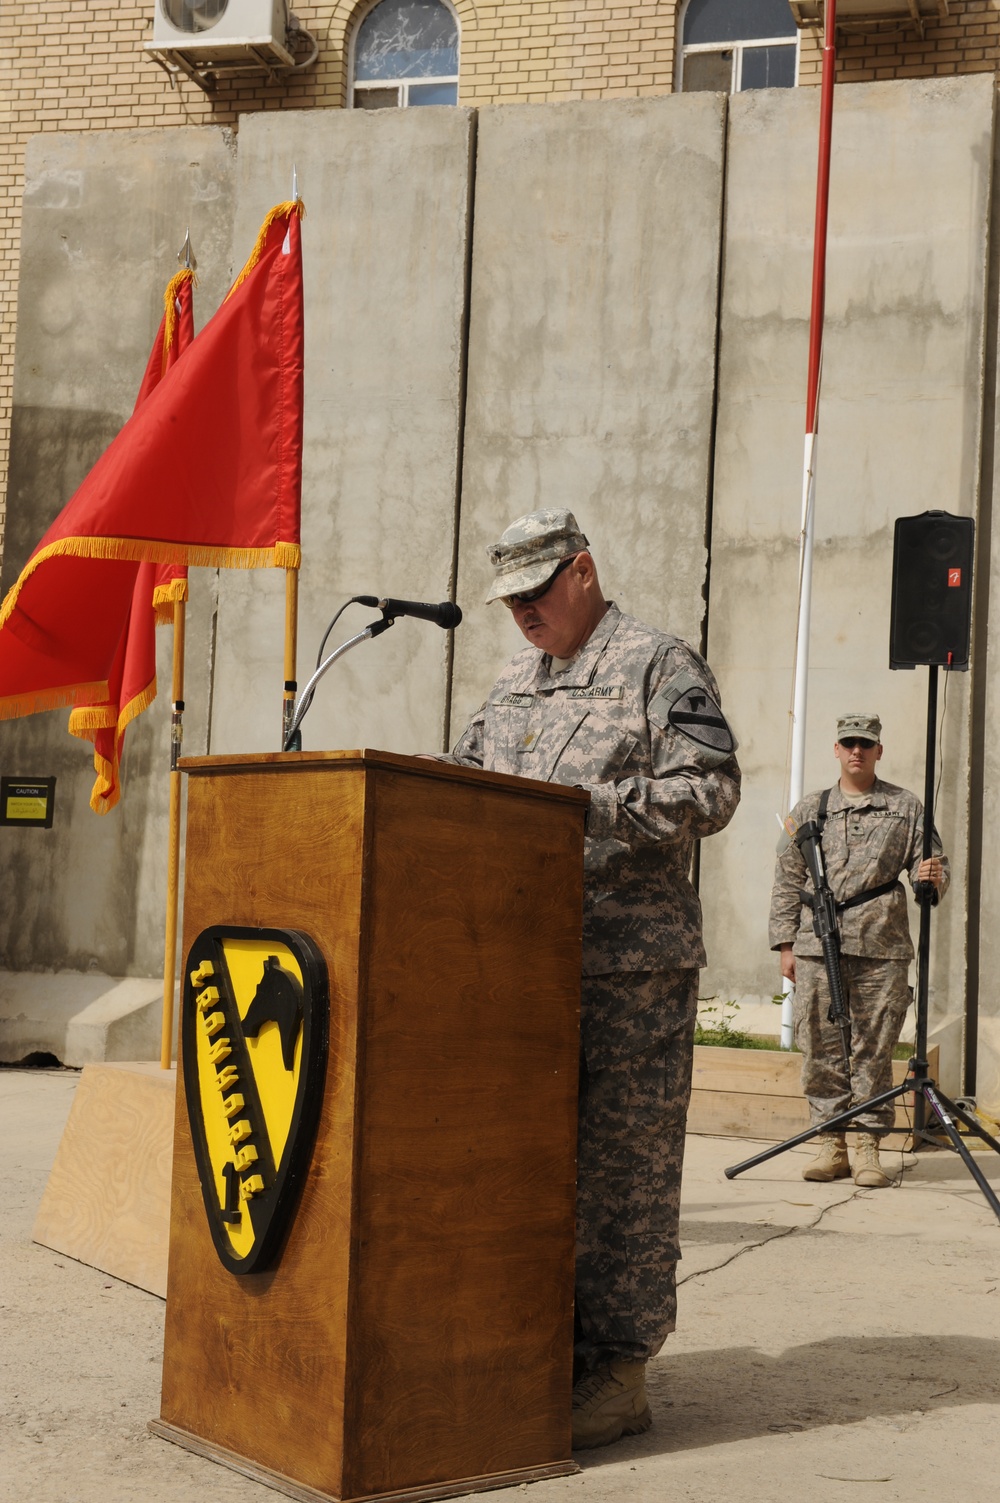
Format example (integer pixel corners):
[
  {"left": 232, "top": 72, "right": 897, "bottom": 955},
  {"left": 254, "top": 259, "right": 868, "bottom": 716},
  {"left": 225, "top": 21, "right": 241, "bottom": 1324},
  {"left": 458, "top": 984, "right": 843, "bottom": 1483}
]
[{"left": 794, "top": 818, "right": 851, "bottom": 1066}]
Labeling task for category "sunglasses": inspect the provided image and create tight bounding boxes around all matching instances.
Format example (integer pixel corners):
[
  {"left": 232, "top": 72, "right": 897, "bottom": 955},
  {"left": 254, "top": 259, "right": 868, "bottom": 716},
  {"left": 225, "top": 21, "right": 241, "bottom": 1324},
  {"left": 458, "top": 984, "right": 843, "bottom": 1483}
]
[
  {"left": 838, "top": 737, "right": 876, "bottom": 750},
  {"left": 503, "top": 554, "right": 579, "bottom": 607}
]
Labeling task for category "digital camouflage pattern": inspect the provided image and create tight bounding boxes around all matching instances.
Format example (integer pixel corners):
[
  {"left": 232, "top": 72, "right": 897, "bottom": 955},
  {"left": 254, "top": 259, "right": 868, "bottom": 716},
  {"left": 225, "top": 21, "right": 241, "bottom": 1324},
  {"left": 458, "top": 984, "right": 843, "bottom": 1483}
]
[
  {"left": 768, "top": 778, "right": 950, "bottom": 961},
  {"left": 449, "top": 604, "right": 742, "bottom": 990},
  {"left": 575, "top": 970, "right": 698, "bottom": 1363},
  {"left": 484, "top": 507, "right": 591, "bottom": 602},
  {"left": 769, "top": 777, "right": 949, "bottom": 1132},
  {"left": 446, "top": 601, "right": 739, "bottom": 1368},
  {"left": 793, "top": 955, "right": 911, "bottom": 1132}
]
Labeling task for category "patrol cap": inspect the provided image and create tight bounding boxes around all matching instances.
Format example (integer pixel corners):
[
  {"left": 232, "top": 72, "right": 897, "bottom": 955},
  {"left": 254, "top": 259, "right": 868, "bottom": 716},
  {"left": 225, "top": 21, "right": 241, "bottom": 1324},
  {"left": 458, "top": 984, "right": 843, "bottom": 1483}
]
[
  {"left": 484, "top": 509, "right": 590, "bottom": 604},
  {"left": 836, "top": 712, "right": 881, "bottom": 745}
]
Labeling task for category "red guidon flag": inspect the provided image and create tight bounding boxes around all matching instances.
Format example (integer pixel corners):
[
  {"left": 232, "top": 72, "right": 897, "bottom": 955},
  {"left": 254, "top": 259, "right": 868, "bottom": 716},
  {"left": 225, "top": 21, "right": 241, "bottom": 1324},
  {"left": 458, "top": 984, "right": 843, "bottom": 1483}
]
[
  {"left": 67, "top": 268, "right": 195, "bottom": 813},
  {"left": 0, "top": 200, "right": 304, "bottom": 722}
]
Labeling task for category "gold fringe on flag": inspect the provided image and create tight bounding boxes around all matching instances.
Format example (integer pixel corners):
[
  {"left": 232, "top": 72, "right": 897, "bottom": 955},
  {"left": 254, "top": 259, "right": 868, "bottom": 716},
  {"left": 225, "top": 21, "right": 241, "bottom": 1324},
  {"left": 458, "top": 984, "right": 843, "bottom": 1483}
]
[
  {"left": 67, "top": 704, "right": 115, "bottom": 734},
  {"left": 0, "top": 678, "right": 109, "bottom": 722},
  {"left": 82, "top": 744, "right": 118, "bottom": 815},
  {"left": 161, "top": 267, "right": 196, "bottom": 377},
  {"left": 152, "top": 575, "right": 189, "bottom": 625},
  {"left": 116, "top": 676, "right": 158, "bottom": 738},
  {"left": 226, "top": 200, "right": 305, "bottom": 303},
  {"left": 0, "top": 535, "right": 301, "bottom": 633},
  {"left": 68, "top": 676, "right": 159, "bottom": 813}
]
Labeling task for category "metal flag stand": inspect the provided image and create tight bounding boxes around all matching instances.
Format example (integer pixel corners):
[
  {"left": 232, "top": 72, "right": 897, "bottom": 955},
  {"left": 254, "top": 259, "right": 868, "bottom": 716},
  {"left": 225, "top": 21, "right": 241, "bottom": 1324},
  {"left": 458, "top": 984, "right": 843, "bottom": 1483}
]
[{"left": 725, "top": 661, "right": 1000, "bottom": 1224}]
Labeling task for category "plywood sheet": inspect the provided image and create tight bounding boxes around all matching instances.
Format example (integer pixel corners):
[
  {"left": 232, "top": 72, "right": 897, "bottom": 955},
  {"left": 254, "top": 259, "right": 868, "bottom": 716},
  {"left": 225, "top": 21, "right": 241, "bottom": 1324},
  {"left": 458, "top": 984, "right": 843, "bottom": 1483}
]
[
  {"left": 688, "top": 1046, "right": 939, "bottom": 1140},
  {"left": 32, "top": 1061, "right": 175, "bottom": 1296}
]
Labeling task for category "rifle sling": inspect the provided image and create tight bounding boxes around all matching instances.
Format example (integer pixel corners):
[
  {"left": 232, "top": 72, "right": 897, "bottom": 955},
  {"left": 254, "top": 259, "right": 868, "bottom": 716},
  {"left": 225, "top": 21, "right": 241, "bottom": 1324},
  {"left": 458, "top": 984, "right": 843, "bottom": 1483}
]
[
  {"left": 798, "top": 785, "right": 903, "bottom": 914},
  {"left": 799, "top": 878, "right": 903, "bottom": 913}
]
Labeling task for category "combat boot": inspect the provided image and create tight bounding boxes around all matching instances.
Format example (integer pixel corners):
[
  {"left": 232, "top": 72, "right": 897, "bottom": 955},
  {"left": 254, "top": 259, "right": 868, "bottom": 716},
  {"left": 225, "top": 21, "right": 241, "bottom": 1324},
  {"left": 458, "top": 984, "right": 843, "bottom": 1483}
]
[
  {"left": 853, "top": 1132, "right": 891, "bottom": 1188},
  {"left": 802, "top": 1133, "right": 850, "bottom": 1182},
  {"left": 571, "top": 1359, "right": 652, "bottom": 1450}
]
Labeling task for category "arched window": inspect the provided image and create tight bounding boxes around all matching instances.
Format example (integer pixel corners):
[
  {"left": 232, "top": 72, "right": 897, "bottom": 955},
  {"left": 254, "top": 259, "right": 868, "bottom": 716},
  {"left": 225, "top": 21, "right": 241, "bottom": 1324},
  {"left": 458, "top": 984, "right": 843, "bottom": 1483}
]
[
  {"left": 351, "top": 0, "right": 459, "bottom": 109},
  {"left": 680, "top": 0, "right": 798, "bottom": 94}
]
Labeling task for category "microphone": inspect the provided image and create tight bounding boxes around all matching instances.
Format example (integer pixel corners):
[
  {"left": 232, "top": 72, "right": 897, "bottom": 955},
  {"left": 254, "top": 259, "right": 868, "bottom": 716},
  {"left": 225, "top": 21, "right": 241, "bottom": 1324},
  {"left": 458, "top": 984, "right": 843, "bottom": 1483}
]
[{"left": 354, "top": 595, "right": 462, "bottom": 629}]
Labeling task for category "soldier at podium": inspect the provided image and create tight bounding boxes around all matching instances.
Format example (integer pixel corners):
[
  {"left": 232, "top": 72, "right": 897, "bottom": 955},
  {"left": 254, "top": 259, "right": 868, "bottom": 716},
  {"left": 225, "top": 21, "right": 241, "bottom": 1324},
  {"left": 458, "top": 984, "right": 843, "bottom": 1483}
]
[{"left": 442, "top": 510, "right": 740, "bottom": 1449}]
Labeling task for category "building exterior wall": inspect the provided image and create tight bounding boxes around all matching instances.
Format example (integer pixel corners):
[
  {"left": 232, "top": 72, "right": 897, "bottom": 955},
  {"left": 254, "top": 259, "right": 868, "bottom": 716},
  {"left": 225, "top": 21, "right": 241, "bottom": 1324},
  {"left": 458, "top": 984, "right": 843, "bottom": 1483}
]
[
  {"left": 3, "top": 3, "right": 1000, "bottom": 543},
  {"left": 824, "top": 2, "right": 1000, "bottom": 86},
  {"left": 452, "top": 92, "right": 725, "bottom": 731},
  {"left": 4, "top": 80, "right": 998, "bottom": 1104},
  {"left": 700, "top": 74, "right": 994, "bottom": 1092},
  {"left": 0, "top": 0, "right": 680, "bottom": 545}
]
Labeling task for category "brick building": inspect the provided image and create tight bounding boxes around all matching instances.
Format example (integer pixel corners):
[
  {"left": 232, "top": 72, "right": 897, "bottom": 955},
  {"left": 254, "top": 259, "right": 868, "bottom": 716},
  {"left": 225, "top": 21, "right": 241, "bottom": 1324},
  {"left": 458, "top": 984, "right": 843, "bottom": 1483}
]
[{"left": 1, "top": 0, "right": 999, "bottom": 537}]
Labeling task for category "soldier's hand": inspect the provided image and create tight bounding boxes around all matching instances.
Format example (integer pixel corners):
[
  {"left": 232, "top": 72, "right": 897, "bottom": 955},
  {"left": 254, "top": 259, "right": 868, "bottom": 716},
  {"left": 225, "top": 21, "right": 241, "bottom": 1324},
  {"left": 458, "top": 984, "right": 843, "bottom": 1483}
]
[
  {"left": 779, "top": 944, "right": 796, "bottom": 984},
  {"left": 917, "top": 858, "right": 944, "bottom": 890}
]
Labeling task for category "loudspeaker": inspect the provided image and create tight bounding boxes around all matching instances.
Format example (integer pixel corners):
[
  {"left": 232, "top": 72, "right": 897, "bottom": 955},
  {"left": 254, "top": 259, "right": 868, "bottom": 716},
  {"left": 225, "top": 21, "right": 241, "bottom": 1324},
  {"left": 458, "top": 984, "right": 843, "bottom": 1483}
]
[{"left": 889, "top": 510, "right": 974, "bottom": 670}]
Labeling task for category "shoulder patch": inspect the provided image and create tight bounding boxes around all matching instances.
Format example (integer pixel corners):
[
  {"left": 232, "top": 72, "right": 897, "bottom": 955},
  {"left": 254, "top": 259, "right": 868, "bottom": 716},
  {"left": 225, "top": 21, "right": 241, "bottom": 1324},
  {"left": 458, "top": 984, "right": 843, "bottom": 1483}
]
[
  {"left": 649, "top": 673, "right": 737, "bottom": 764},
  {"left": 647, "top": 670, "right": 702, "bottom": 727}
]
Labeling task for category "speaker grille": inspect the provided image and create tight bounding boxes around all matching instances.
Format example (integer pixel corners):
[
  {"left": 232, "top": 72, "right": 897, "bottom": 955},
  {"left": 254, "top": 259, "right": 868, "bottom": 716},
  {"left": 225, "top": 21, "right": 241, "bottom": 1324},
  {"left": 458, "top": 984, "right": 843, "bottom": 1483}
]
[{"left": 889, "top": 511, "right": 974, "bottom": 670}]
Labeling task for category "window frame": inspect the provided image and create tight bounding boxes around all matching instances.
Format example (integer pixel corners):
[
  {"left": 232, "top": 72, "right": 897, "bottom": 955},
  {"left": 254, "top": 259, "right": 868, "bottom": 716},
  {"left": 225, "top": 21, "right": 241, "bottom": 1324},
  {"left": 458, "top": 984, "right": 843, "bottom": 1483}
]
[
  {"left": 347, "top": 0, "right": 461, "bottom": 110},
  {"left": 676, "top": 0, "right": 800, "bottom": 94}
]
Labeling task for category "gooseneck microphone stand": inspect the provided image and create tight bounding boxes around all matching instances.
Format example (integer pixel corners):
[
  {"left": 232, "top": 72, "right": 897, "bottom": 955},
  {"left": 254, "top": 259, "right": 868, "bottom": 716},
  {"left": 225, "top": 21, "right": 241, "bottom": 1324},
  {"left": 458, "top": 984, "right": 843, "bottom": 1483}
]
[
  {"left": 725, "top": 665, "right": 1000, "bottom": 1224},
  {"left": 283, "top": 593, "right": 462, "bottom": 752},
  {"left": 283, "top": 616, "right": 393, "bottom": 751}
]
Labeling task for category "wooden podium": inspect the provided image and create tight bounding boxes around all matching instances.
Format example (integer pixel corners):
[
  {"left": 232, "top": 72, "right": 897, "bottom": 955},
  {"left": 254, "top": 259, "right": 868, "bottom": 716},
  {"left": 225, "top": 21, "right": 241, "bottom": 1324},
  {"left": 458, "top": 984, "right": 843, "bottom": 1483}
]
[{"left": 152, "top": 750, "right": 588, "bottom": 1503}]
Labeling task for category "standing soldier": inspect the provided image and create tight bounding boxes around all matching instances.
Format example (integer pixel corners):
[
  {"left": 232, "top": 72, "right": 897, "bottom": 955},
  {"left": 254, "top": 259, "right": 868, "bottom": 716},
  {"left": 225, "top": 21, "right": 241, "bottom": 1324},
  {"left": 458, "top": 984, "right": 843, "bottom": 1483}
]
[
  {"left": 769, "top": 713, "right": 948, "bottom": 1188},
  {"left": 441, "top": 510, "right": 740, "bottom": 1448}
]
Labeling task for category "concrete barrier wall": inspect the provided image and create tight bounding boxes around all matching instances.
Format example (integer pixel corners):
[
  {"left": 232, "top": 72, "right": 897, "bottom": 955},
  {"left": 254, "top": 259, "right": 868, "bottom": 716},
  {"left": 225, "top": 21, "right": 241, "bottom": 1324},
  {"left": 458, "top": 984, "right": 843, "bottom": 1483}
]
[
  {"left": 700, "top": 76, "right": 994, "bottom": 1087},
  {"left": 0, "top": 129, "right": 235, "bottom": 1057},
  {"left": 210, "top": 109, "right": 475, "bottom": 758},
  {"left": 452, "top": 95, "right": 727, "bottom": 730},
  {"left": 2, "top": 84, "right": 998, "bottom": 1093}
]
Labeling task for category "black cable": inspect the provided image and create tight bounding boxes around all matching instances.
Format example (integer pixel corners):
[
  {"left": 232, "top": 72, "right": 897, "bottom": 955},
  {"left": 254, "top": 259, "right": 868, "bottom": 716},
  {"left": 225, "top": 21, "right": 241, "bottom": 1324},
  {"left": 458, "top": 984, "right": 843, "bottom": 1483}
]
[{"left": 295, "top": 597, "right": 368, "bottom": 724}]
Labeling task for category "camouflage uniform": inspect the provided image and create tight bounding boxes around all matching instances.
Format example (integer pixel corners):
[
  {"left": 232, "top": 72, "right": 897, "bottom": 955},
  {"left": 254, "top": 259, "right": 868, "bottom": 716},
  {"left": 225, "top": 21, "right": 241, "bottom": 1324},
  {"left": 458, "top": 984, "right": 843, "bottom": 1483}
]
[
  {"left": 447, "top": 602, "right": 740, "bottom": 1365},
  {"left": 768, "top": 778, "right": 950, "bottom": 1132}
]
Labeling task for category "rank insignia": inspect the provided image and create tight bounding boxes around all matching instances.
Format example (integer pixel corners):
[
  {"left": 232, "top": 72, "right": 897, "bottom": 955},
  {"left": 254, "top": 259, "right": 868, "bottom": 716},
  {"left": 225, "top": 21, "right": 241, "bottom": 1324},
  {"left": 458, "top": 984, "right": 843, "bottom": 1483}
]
[{"left": 181, "top": 925, "right": 328, "bottom": 1276}]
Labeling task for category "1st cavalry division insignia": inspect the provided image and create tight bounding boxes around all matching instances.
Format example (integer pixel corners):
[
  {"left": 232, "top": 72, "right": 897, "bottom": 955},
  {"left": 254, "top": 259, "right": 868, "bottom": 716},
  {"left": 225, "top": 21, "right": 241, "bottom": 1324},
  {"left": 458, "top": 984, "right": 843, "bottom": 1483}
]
[
  {"left": 182, "top": 925, "right": 329, "bottom": 1276},
  {"left": 648, "top": 670, "right": 737, "bottom": 766},
  {"left": 668, "top": 685, "right": 736, "bottom": 760}
]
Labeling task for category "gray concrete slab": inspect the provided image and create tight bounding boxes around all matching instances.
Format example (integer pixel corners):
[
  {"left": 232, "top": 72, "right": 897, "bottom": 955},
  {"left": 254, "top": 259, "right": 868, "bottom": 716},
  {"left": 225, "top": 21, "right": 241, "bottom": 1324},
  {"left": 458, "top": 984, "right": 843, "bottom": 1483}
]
[
  {"left": 3, "top": 1068, "right": 998, "bottom": 1502},
  {"left": 451, "top": 94, "right": 727, "bottom": 738},
  {"left": 700, "top": 77, "right": 995, "bottom": 1094},
  {"left": 0, "top": 129, "right": 236, "bottom": 1052},
  {"left": 209, "top": 107, "right": 474, "bottom": 759},
  {"left": 0, "top": 971, "right": 162, "bottom": 1065}
]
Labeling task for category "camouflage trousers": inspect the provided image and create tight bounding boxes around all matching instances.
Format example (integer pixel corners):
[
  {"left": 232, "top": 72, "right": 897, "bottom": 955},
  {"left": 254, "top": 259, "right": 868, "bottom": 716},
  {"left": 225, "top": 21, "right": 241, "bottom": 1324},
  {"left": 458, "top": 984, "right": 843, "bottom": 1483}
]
[
  {"left": 793, "top": 955, "right": 912, "bottom": 1133},
  {"left": 575, "top": 968, "right": 699, "bottom": 1369}
]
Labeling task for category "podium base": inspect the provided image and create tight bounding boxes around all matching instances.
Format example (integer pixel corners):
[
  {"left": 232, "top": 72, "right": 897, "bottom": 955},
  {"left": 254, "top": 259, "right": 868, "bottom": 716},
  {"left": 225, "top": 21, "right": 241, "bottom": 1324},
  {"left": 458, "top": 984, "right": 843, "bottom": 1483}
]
[{"left": 148, "top": 1420, "right": 581, "bottom": 1503}]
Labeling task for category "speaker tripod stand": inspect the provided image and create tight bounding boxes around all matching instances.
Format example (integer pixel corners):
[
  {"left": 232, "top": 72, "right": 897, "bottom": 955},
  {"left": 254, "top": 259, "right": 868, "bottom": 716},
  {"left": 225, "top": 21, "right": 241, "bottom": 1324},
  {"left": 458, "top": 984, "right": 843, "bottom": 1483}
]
[{"left": 725, "top": 665, "right": 1000, "bottom": 1224}]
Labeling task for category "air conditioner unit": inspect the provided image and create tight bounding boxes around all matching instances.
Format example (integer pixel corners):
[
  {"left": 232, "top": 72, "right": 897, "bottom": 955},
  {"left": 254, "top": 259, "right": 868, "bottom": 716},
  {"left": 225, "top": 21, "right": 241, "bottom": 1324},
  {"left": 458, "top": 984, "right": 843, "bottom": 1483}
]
[
  {"left": 789, "top": 0, "right": 949, "bottom": 29},
  {"left": 145, "top": 0, "right": 297, "bottom": 89}
]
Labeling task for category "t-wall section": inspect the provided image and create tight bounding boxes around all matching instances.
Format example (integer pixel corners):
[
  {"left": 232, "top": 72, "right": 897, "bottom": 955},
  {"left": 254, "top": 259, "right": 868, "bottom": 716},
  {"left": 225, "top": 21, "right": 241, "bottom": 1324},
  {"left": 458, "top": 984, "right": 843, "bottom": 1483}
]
[{"left": 3, "top": 80, "right": 1000, "bottom": 1110}]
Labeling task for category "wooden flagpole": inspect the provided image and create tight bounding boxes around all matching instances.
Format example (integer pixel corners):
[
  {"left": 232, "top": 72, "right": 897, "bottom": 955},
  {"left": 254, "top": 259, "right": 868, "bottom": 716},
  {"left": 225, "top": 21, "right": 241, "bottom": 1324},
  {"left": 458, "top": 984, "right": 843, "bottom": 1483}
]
[
  {"left": 160, "top": 228, "right": 195, "bottom": 1069},
  {"left": 160, "top": 594, "right": 186, "bottom": 1068},
  {"left": 283, "top": 565, "right": 299, "bottom": 749},
  {"left": 281, "top": 167, "right": 301, "bottom": 753}
]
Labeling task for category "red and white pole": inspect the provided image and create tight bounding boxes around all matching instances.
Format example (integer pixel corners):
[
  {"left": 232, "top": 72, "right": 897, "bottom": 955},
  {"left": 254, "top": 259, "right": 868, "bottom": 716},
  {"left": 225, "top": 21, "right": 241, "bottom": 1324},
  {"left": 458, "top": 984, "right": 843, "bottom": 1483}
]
[{"left": 783, "top": 0, "right": 838, "bottom": 1048}]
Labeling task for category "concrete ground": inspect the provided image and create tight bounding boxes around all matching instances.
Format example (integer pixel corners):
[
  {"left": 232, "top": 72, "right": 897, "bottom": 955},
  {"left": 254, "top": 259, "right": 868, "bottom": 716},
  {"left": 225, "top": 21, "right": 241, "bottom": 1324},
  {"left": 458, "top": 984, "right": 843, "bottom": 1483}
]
[{"left": 3, "top": 1068, "right": 999, "bottom": 1503}]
